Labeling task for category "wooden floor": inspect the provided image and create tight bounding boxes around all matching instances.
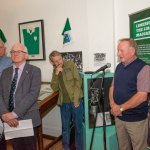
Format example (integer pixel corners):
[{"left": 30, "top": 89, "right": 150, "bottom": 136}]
[{"left": 7, "top": 138, "right": 63, "bottom": 150}]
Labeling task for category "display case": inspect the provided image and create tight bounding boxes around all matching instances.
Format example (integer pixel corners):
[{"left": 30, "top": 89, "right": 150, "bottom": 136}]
[{"left": 80, "top": 72, "right": 118, "bottom": 150}]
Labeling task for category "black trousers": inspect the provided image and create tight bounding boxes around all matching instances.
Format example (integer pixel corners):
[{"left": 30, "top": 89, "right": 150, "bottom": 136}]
[
  {"left": 0, "top": 136, "right": 6, "bottom": 150},
  {"left": 0, "top": 127, "right": 38, "bottom": 150}
]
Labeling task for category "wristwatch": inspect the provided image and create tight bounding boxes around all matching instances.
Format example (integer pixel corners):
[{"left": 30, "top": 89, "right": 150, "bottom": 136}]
[{"left": 119, "top": 105, "right": 124, "bottom": 112}]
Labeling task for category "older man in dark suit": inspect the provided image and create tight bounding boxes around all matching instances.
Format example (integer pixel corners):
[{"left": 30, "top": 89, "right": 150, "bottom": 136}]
[{"left": 0, "top": 43, "right": 41, "bottom": 150}]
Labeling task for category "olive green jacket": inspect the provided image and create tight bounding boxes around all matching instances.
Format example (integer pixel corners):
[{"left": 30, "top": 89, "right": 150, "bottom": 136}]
[{"left": 50, "top": 61, "right": 83, "bottom": 105}]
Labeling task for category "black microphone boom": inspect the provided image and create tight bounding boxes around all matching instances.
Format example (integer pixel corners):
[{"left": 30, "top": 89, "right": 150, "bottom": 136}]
[{"left": 92, "top": 63, "right": 111, "bottom": 74}]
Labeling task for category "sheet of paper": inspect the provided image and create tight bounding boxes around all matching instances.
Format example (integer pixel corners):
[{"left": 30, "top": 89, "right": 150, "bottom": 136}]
[{"left": 4, "top": 119, "right": 34, "bottom": 140}]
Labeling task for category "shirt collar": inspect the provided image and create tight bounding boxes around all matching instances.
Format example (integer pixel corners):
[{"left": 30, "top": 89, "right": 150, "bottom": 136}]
[
  {"left": 13, "top": 62, "right": 26, "bottom": 71},
  {"left": 123, "top": 56, "right": 137, "bottom": 66}
]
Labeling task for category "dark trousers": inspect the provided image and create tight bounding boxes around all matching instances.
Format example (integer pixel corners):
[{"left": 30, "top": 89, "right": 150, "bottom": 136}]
[
  {"left": 0, "top": 136, "right": 6, "bottom": 150},
  {"left": 0, "top": 127, "right": 37, "bottom": 150}
]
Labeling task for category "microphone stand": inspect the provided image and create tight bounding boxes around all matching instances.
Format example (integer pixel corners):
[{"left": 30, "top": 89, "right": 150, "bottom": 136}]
[
  {"left": 100, "top": 70, "right": 107, "bottom": 150},
  {"left": 89, "top": 70, "right": 107, "bottom": 150}
]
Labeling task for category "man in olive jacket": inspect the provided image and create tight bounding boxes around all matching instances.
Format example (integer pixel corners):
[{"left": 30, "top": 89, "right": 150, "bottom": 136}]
[{"left": 49, "top": 51, "right": 83, "bottom": 150}]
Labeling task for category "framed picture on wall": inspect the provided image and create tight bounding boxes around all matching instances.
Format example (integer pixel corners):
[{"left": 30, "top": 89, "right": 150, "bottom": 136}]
[
  {"left": 61, "top": 51, "right": 83, "bottom": 71},
  {"left": 18, "top": 19, "right": 46, "bottom": 61}
]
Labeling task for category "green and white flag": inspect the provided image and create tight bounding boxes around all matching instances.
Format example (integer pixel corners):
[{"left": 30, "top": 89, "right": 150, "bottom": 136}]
[
  {"left": 62, "top": 18, "right": 72, "bottom": 45},
  {"left": 0, "top": 29, "right": 7, "bottom": 43}
]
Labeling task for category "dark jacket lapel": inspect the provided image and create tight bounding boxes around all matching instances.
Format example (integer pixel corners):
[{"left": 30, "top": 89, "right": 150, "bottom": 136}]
[{"left": 6, "top": 67, "right": 14, "bottom": 90}]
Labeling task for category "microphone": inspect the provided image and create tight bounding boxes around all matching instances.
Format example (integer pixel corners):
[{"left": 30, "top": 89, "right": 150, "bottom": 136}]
[{"left": 92, "top": 63, "right": 111, "bottom": 74}]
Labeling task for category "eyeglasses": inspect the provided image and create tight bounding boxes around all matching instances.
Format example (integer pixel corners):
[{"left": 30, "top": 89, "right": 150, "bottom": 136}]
[{"left": 10, "top": 50, "right": 27, "bottom": 55}]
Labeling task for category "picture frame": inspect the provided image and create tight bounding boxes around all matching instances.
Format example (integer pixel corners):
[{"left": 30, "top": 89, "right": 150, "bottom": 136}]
[
  {"left": 19, "top": 19, "right": 46, "bottom": 61},
  {"left": 61, "top": 51, "right": 83, "bottom": 71}
]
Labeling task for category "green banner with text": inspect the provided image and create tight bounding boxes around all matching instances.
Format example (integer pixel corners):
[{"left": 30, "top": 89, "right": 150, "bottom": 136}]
[{"left": 129, "top": 7, "right": 150, "bottom": 64}]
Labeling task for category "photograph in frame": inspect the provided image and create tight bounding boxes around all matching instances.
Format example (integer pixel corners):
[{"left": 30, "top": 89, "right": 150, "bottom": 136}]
[
  {"left": 61, "top": 51, "right": 83, "bottom": 71},
  {"left": 19, "top": 20, "right": 46, "bottom": 61}
]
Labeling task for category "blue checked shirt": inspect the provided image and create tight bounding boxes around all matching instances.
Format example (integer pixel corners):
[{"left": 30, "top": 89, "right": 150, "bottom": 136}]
[{"left": 0, "top": 55, "right": 12, "bottom": 77}]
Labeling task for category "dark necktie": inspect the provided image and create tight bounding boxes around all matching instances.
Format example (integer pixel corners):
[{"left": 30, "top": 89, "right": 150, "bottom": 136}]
[{"left": 9, "top": 68, "right": 19, "bottom": 112}]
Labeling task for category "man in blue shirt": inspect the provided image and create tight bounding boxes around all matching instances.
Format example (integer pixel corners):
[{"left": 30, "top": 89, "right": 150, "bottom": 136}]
[{"left": 0, "top": 40, "right": 12, "bottom": 76}]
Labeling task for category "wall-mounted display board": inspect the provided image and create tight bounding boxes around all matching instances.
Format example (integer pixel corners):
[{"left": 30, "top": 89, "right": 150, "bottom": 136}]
[
  {"left": 129, "top": 7, "right": 150, "bottom": 64},
  {"left": 61, "top": 51, "right": 83, "bottom": 71}
]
